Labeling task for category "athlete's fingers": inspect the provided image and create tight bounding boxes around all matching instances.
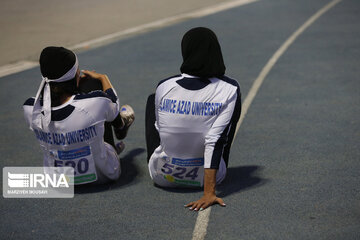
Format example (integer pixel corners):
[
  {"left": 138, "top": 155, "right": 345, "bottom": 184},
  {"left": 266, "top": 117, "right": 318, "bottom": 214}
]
[
  {"left": 192, "top": 203, "right": 201, "bottom": 211},
  {"left": 185, "top": 202, "right": 196, "bottom": 208},
  {"left": 81, "top": 70, "right": 91, "bottom": 78},
  {"left": 215, "top": 197, "right": 226, "bottom": 207},
  {"left": 190, "top": 202, "right": 201, "bottom": 211},
  {"left": 193, "top": 201, "right": 207, "bottom": 211},
  {"left": 186, "top": 201, "right": 201, "bottom": 211},
  {"left": 197, "top": 203, "right": 207, "bottom": 211},
  {"left": 82, "top": 70, "right": 97, "bottom": 76},
  {"left": 79, "top": 72, "right": 92, "bottom": 83},
  {"left": 81, "top": 70, "right": 95, "bottom": 75},
  {"left": 81, "top": 70, "right": 104, "bottom": 80},
  {"left": 199, "top": 201, "right": 211, "bottom": 210}
]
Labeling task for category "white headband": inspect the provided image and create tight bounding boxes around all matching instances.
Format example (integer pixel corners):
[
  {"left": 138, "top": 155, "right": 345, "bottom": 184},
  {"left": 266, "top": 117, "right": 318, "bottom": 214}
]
[{"left": 32, "top": 56, "right": 79, "bottom": 129}]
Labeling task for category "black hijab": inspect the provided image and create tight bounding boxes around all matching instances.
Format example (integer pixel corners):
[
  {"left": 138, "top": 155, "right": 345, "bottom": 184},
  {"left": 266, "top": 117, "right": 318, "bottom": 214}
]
[
  {"left": 180, "top": 27, "right": 226, "bottom": 78},
  {"left": 39, "top": 46, "right": 78, "bottom": 106},
  {"left": 40, "top": 46, "right": 76, "bottom": 79}
]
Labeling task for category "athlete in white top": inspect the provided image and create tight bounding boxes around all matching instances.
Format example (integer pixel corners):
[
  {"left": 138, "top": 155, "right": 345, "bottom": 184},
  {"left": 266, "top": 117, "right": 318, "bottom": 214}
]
[
  {"left": 146, "top": 27, "right": 241, "bottom": 210},
  {"left": 23, "top": 47, "right": 134, "bottom": 184}
]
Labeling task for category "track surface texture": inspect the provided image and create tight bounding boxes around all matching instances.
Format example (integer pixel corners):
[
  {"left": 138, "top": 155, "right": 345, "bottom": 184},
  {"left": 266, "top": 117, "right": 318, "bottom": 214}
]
[{"left": 0, "top": 0, "right": 359, "bottom": 239}]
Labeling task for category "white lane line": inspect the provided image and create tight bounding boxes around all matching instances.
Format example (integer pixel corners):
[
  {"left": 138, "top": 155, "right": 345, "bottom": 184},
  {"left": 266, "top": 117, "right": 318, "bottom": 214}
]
[
  {"left": 0, "top": 0, "right": 259, "bottom": 79},
  {"left": 70, "top": 0, "right": 259, "bottom": 51},
  {"left": 193, "top": 0, "right": 343, "bottom": 240},
  {"left": 192, "top": 208, "right": 211, "bottom": 240},
  {"left": 0, "top": 61, "right": 38, "bottom": 78},
  {"left": 233, "top": 0, "right": 342, "bottom": 140}
]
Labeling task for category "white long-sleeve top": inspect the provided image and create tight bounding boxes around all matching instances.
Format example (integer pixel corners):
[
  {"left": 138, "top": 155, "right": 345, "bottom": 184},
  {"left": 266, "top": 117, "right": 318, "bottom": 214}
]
[
  {"left": 154, "top": 73, "right": 241, "bottom": 169},
  {"left": 23, "top": 88, "right": 120, "bottom": 184}
]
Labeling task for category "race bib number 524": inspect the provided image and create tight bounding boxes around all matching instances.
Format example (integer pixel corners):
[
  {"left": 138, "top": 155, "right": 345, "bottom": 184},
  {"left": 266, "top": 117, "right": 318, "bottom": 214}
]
[{"left": 160, "top": 157, "right": 204, "bottom": 187}]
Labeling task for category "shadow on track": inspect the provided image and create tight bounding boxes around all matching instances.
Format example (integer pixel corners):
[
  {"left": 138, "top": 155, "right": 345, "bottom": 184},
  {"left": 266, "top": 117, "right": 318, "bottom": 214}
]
[
  {"left": 157, "top": 165, "right": 267, "bottom": 196},
  {"left": 156, "top": 184, "right": 203, "bottom": 193},
  {"left": 75, "top": 148, "right": 144, "bottom": 194},
  {"left": 217, "top": 165, "right": 267, "bottom": 198}
]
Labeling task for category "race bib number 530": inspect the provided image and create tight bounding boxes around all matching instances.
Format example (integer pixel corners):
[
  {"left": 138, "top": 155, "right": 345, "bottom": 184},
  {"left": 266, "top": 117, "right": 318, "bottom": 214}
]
[{"left": 50, "top": 146, "right": 97, "bottom": 184}]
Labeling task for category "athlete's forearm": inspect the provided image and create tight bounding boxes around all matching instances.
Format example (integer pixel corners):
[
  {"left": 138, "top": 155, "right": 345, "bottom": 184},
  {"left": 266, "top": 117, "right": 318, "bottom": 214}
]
[
  {"left": 203, "top": 168, "right": 217, "bottom": 196},
  {"left": 98, "top": 74, "right": 113, "bottom": 91}
]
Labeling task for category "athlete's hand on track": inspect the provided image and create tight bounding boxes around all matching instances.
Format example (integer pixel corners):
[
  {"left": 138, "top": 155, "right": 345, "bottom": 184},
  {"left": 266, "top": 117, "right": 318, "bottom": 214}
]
[
  {"left": 185, "top": 194, "right": 226, "bottom": 211},
  {"left": 185, "top": 169, "right": 225, "bottom": 211}
]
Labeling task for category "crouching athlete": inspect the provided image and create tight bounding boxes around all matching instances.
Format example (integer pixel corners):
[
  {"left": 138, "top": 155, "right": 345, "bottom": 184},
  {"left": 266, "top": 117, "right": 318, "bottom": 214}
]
[
  {"left": 146, "top": 27, "right": 241, "bottom": 210},
  {"left": 23, "top": 46, "right": 134, "bottom": 184}
]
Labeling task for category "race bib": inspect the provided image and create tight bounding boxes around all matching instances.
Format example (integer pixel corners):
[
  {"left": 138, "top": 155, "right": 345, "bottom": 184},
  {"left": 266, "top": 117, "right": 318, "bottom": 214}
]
[
  {"left": 49, "top": 146, "right": 97, "bottom": 184},
  {"left": 158, "top": 156, "right": 204, "bottom": 187}
]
